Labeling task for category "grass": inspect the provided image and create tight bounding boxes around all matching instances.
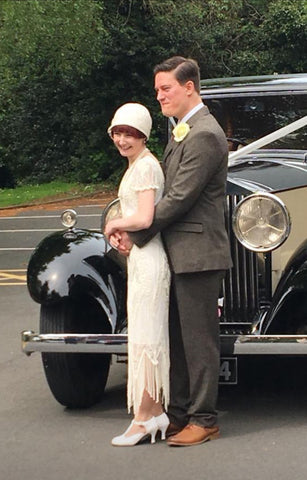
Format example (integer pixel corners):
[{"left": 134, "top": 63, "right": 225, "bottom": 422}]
[{"left": 0, "top": 180, "right": 114, "bottom": 208}]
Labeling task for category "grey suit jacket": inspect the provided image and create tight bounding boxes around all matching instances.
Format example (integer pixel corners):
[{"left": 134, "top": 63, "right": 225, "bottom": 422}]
[{"left": 131, "top": 106, "right": 233, "bottom": 274}]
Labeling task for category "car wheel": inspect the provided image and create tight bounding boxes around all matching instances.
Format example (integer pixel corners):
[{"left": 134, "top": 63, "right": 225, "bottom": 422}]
[{"left": 40, "top": 297, "right": 111, "bottom": 408}]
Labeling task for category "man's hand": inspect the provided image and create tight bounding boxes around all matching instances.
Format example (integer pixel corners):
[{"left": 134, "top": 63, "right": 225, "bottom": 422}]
[
  {"left": 117, "top": 231, "right": 133, "bottom": 256},
  {"left": 109, "top": 230, "right": 133, "bottom": 257},
  {"left": 108, "top": 231, "right": 121, "bottom": 249}
]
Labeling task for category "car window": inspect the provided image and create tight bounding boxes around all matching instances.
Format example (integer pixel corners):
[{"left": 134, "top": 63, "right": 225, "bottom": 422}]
[{"left": 205, "top": 94, "right": 307, "bottom": 150}]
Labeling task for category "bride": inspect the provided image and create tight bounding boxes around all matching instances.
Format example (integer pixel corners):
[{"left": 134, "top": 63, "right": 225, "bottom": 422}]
[{"left": 105, "top": 102, "right": 170, "bottom": 446}]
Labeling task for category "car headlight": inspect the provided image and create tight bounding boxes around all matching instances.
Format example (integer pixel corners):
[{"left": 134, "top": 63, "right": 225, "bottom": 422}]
[
  {"left": 232, "top": 192, "right": 291, "bottom": 252},
  {"left": 101, "top": 198, "right": 122, "bottom": 232},
  {"left": 61, "top": 209, "right": 77, "bottom": 228}
]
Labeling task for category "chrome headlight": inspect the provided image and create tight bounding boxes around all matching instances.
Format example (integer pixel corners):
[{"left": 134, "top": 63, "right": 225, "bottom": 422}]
[
  {"left": 101, "top": 198, "right": 122, "bottom": 232},
  {"left": 232, "top": 192, "right": 291, "bottom": 252},
  {"left": 61, "top": 209, "right": 77, "bottom": 228}
]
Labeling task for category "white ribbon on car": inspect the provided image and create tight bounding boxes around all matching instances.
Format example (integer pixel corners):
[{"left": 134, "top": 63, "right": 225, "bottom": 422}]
[{"left": 228, "top": 115, "right": 307, "bottom": 163}]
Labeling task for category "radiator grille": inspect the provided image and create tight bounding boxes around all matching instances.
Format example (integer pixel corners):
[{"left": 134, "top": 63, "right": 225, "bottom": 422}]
[{"left": 220, "top": 195, "right": 269, "bottom": 332}]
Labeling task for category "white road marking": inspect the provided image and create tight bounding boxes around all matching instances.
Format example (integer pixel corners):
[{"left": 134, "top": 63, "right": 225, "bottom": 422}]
[
  {"left": 0, "top": 248, "right": 34, "bottom": 251},
  {"left": 0, "top": 213, "right": 101, "bottom": 220},
  {"left": 0, "top": 209, "right": 102, "bottom": 253},
  {"left": 0, "top": 229, "right": 62, "bottom": 233}
]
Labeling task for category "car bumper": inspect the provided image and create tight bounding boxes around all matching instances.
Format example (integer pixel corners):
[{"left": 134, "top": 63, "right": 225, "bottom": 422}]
[{"left": 21, "top": 331, "right": 307, "bottom": 356}]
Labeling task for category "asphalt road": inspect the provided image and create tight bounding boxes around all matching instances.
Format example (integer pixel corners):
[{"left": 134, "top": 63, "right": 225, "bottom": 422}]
[{"left": 1, "top": 201, "right": 307, "bottom": 480}]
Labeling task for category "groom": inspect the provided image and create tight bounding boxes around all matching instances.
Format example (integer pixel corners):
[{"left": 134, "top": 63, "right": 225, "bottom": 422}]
[{"left": 116, "top": 56, "right": 232, "bottom": 446}]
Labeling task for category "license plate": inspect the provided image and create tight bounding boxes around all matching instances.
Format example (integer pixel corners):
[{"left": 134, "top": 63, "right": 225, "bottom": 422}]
[{"left": 219, "top": 357, "right": 237, "bottom": 385}]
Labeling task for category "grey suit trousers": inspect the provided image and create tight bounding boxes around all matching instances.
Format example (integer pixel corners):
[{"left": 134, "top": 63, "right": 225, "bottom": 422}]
[{"left": 168, "top": 269, "right": 225, "bottom": 428}]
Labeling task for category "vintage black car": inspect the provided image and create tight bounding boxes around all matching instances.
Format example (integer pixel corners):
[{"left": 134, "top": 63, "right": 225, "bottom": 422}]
[{"left": 22, "top": 74, "right": 307, "bottom": 408}]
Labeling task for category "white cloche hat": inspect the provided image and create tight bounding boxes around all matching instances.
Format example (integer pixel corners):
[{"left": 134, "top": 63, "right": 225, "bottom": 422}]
[{"left": 108, "top": 103, "right": 152, "bottom": 139}]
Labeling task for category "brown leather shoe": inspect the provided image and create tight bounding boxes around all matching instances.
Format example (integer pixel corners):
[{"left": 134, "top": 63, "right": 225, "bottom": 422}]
[
  {"left": 167, "top": 424, "right": 220, "bottom": 446},
  {"left": 166, "top": 422, "right": 185, "bottom": 438}
]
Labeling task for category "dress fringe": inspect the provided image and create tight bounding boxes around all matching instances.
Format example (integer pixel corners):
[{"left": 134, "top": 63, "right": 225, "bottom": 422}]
[{"left": 127, "top": 345, "right": 169, "bottom": 414}]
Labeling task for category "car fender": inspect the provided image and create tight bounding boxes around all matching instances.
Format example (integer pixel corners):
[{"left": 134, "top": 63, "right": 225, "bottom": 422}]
[
  {"left": 263, "top": 239, "right": 307, "bottom": 334},
  {"left": 27, "top": 228, "right": 127, "bottom": 333}
]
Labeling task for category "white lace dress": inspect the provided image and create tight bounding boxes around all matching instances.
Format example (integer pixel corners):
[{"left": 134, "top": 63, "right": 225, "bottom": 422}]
[{"left": 118, "top": 149, "right": 170, "bottom": 413}]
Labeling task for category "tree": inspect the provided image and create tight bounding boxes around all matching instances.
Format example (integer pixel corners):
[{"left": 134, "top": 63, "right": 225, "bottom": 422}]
[
  {"left": 262, "top": 0, "right": 307, "bottom": 73},
  {"left": 0, "top": 0, "right": 109, "bottom": 182},
  {"left": 220, "top": 0, "right": 307, "bottom": 74},
  {"left": 0, "top": 0, "right": 306, "bottom": 185}
]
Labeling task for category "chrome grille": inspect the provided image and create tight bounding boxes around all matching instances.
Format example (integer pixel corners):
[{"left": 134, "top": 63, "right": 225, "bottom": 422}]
[{"left": 221, "top": 195, "right": 266, "bottom": 331}]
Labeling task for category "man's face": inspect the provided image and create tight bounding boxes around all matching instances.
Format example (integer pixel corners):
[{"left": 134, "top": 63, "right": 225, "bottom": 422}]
[{"left": 154, "top": 71, "right": 191, "bottom": 120}]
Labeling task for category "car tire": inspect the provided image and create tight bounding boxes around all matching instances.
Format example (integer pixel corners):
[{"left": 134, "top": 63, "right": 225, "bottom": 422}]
[{"left": 40, "top": 298, "right": 111, "bottom": 408}]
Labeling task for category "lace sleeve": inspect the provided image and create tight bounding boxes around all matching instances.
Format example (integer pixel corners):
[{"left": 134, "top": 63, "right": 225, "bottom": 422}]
[{"left": 132, "top": 157, "right": 163, "bottom": 192}]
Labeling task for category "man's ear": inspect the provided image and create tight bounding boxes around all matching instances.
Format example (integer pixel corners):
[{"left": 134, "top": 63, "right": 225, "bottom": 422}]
[{"left": 185, "top": 80, "right": 195, "bottom": 96}]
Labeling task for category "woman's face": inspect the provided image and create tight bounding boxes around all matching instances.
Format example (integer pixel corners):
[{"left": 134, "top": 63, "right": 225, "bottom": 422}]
[{"left": 112, "top": 130, "right": 145, "bottom": 162}]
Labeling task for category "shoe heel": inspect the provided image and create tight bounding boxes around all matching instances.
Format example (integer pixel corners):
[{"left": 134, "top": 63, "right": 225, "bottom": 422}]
[
  {"left": 160, "top": 426, "right": 167, "bottom": 440},
  {"left": 155, "top": 413, "right": 170, "bottom": 441},
  {"left": 150, "top": 431, "right": 157, "bottom": 444}
]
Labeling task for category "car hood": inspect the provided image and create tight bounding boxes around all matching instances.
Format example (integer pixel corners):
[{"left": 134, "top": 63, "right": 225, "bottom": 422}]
[{"left": 227, "top": 153, "right": 307, "bottom": 195}]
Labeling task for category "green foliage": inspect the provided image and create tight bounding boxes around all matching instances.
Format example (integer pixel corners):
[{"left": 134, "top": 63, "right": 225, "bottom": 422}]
[
  {"left": 261, "top": 0, "right": 307, "bottom": 72},
  {"left": 0, "top": 0, "right": 106, "bottom": 86},
  {"left": 0, "top": 0, "right": 108, "bottom": 183},
  {"left": 0, "top": 180, "right": 79, "bottom": 207},
  {"left": 0, "top": 180, "right": 115, "bottom": 207},
  {"left": 0, "top": 0, "right": 306, "bottom": 187},
  {"left": 71, "top": 149, "right": 121, "bottom": 184},
  {"left": 221, "top": 0, "right": 307, "bottom": 75}
]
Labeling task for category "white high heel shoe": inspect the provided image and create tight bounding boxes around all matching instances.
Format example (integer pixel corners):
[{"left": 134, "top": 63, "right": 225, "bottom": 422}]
[
  {"left": 111, "top": 417, "right": 158, "bottom": 446},
  {"left": 155, "top": 412, "right": 170, "bottom": 440}
]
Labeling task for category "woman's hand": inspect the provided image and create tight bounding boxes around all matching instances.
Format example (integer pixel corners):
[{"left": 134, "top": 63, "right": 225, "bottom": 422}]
[{"left": 104, "top": 219, "right": 121, "bottom": 238}]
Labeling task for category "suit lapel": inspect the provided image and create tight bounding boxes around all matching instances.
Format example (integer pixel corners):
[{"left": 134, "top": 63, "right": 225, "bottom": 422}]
[
  {"left": 162, "top": 138, "right": 175, "bottom": 162},
  {"left": 163, "top": 106, "right": 210, "bottom": 170}
]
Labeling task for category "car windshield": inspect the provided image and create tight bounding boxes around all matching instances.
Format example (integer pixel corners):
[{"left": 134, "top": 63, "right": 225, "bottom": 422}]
[{"left": 205, "top": 93, "right": 307, "bottom": 151}]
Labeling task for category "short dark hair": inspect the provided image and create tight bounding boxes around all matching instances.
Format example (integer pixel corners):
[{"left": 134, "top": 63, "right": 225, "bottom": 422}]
[
  {"left": 111, "top": 125, "right": 146, "bottom": 139},
  {"left": 153, "top": 56, "right": 200, "bottom": 94}
]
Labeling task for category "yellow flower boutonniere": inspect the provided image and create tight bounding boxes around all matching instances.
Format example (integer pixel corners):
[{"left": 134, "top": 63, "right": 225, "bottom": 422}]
[{"left": 173, "top": 122, "right": 190, "bottom": 142}]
